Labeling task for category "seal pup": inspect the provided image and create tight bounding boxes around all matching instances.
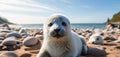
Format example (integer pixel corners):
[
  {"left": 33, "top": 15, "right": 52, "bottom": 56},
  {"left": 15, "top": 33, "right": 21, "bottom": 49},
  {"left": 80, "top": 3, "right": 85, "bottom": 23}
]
[
  {"left": 88, "top": 33, "right": 104, "bottom": 45},
  {"left": 37, "top": 14, "right": 88, "bottom": 57}
]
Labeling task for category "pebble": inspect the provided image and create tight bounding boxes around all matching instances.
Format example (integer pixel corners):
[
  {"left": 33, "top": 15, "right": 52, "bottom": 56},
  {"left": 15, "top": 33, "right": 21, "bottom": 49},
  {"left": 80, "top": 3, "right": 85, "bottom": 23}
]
[
  {"left": 19, "top": 28, "right": 27, "bottom": 34},
  {"left": 35, "top": 35, "right": 43, "bottom": 40},
  {"left": 23, "top": 36, "right": 39, "bottom": 47},
  {"left": 6, "top": 32, "right": 22, "bottom": 38},
  {"left": 2, "top": 37, "right": 17, "bottom": 46},
  {"left": 0, "top": 37, "right": 4, "bottom": 40},
  {"left": 0, "top": 51, "right": 18, "bottom": 57}
]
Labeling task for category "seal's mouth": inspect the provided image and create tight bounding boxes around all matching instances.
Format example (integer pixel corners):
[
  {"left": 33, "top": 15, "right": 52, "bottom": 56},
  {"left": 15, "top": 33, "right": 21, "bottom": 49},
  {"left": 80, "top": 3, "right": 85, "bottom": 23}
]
[
  {"left": 53, "top": 34, "right": 64, "bottom": 38},
  {"left": 49, "top": 29, "right": 65, "bottom": 38}
]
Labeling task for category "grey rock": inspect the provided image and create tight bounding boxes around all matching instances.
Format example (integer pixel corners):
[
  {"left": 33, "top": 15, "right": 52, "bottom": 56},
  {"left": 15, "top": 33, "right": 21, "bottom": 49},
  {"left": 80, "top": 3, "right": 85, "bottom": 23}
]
[
  {"left": 0, "top": 51, "right": 18, "bottom": 57},
  {"left": 6, "top": 32, "right": 22, "bottom": 38},
  {"left": 0, "top": 29, "right": 11, "bottom": 33},
  {"left": 0, "top": 24, "right": 11, "bottom": 30},
  {"left": 21, "top": 33, "right": 28, "bottom": 38},
  {"left": 35, "top": 35, "right": 43, "bottom": 40},
  {"left": 0, "top": 32, "right": 7, "bottom": 37},
  {"left": 2, "top": 38, "right": 17, "bottom": 46},
  {"left": 19, "top": 28, "right": 27, "bottom": 34},
  {"left": 23, "top": 36, "right": 39, "bottom": 47},
  {"left": 0, "top": 37, "right": 4, "bottom": 40},
  {"left": 0, "top": 40, "right": 3, "bottom": 43}
]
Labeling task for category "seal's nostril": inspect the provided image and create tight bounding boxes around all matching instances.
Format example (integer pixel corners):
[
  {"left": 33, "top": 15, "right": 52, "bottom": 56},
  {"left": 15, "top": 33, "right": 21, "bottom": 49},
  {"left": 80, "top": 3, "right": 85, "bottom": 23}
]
[
  {"left": 54, "top": 29, "right": 60, "bottom": 33},
  {"left": 92, "top": 42, "right": 95, "bottom": 44}
]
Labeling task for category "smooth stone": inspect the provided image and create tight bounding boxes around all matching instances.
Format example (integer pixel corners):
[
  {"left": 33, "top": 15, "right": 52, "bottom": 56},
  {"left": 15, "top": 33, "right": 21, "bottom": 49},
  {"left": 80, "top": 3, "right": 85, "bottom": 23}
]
[
  {"left": 19, "top": 28, "right": 27, "bottom": 34},
  {"left": 21, "top": 33, "right": 28, "bottom": 38},
  {"left": 0, "top": 40, "right": 3, "bottom": 43},
  {"left": 0, "top": 24, "right": 11, "bottom": 30},
  {"left": 0, "top": 32, "right": 7, "bottom": 37},
  {"left": 0, "top": 23, "right": 9, "bottom": 27},
  {"left": 87, "top": 48, "right": 106, "bottom": 56},
  {"left": 23, "top": 36, "right": 39, "bottom": 47},
  {"left": 6, "top": 32, "right": 22, "bottom": 38},
  {"left": 2, "top": 38, "right": 17, "bottom": 46},
  {"left": 34, "top": 31, "right": 43, "bottom": 36},
  {"left": 0, "top": 37, "right": 4, "bottom": 40},
  {"left": 0, "top": 29, "right": 11, "bottom": 33},
  {"left": 0, "top": 51, "right": 18, "bottom": 57},
  {"left": 20, "top": 53, "right": 31, "bottom": 57},
  {"left": 35, "top": 35, "right": 43, "bottom": 40}
]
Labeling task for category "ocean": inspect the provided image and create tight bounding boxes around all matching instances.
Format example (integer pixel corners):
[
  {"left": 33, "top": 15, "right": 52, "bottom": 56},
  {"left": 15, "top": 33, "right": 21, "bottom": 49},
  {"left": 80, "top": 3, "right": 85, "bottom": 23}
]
[{"left": 17, "top": 23, "right": 106, "bottom": 29}]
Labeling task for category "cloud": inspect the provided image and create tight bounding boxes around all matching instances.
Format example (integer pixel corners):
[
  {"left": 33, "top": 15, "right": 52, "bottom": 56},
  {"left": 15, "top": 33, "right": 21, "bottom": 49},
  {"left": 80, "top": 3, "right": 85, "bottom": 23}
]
[
  {"left": 0, "top": 0, "right": 62, "bottom": 24},
  {"left": 0, "top": 3, "right": 43, "bottom": 12},
  {"left": 0, "top": 0, "right": 61, "bottom": 12},
  {"left": 0, "top": 12, "right": 47, "bottom": 24}
]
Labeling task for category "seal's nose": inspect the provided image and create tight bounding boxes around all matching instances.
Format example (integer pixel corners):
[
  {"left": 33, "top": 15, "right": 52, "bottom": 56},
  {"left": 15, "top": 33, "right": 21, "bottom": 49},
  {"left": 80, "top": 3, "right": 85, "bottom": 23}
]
[
  {"left": 92, "top": 42, "right": 95, "bottom": 44},
  {"left": 54, "top": 28, "right": 61, "bottom": 33}
]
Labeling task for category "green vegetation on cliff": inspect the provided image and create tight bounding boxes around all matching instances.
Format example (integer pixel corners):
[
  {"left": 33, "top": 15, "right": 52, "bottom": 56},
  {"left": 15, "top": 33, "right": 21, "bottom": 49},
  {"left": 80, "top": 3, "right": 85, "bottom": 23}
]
[
  {"left": 110, "top": 12, "right": 120, "bottom": 22},
  {"left": 0, "top": 16, "right": 13, "bottom": 24}
]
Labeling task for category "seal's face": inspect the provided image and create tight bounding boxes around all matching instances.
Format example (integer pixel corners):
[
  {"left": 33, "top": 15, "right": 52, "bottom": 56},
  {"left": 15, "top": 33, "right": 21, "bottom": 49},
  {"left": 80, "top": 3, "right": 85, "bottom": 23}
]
[
  {"left": 89, "top": 34, "right": 103, "bottom": 44},
  {"left": 44, "top": 15, "right": 71, "bottom": 38}
]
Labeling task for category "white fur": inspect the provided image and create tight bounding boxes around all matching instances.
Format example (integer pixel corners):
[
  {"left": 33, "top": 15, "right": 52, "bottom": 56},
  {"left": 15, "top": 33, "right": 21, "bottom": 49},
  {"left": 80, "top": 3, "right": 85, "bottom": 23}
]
[
  {"left": 37, "top": 14, "right": 87, "bottom": 57},
  {"left": 88, "top": 34, "right": 104, "bottom": 45},
  {"left": 48, "top": 32, "right": 82, "bottom": 57}
]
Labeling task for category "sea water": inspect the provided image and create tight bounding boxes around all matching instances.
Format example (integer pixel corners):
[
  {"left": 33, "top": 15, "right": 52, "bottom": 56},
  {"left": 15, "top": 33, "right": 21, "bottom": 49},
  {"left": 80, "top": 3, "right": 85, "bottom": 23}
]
[{"left": 19, "top": 23, "right": 106, "bottom": 29}]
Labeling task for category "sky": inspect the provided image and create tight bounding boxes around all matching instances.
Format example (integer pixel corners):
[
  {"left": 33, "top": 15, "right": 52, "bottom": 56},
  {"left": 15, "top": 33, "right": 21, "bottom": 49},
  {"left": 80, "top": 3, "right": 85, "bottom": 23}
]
[{"left": 0, "top": 0, "right": 120, "bottom": 24}]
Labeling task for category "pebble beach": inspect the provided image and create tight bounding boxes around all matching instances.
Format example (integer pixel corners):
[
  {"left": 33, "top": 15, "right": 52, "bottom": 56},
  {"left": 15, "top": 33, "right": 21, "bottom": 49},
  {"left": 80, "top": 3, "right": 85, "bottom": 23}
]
[{"left": 0, "top": 23, "right": 120, "bottom": 57}]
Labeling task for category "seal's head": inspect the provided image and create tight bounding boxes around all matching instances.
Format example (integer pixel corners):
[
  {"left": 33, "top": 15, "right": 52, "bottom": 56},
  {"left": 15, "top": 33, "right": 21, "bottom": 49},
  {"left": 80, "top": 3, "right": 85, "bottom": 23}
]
[
  {"left": 43, "top": 14, "right": 71, "bottom": 39},
  {"left": 89, "top": 34, "right": 104, "bottom": 44}
]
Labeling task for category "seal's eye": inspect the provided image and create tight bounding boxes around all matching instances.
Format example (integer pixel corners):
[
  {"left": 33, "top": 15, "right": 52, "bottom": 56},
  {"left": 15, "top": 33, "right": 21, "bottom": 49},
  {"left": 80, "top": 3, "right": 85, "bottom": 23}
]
[
  {"left": 48, "top": 23, "right": 53, "bottom": 27},
  {"left": 62, "top": 22, "right": 66, "bottom": 26}
]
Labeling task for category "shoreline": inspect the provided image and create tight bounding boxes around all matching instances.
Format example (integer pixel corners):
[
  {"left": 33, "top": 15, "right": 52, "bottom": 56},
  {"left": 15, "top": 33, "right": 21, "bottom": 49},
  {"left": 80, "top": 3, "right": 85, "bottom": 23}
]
[{"left": 8, "top": 23, "right": 106, "bottom": 29}]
